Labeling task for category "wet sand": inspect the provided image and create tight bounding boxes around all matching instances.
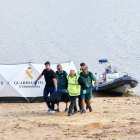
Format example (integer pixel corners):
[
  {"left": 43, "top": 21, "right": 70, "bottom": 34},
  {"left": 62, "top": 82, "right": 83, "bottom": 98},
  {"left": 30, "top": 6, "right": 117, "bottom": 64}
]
[{"left": 0, "top": 97, "right": 140, "bottom": 140}]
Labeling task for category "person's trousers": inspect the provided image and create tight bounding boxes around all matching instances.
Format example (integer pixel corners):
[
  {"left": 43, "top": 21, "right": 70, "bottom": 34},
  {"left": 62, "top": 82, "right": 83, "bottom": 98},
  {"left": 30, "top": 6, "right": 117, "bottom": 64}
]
[
  {"left": 68, "top": 96, "right": 78, "bottom": 114},
  {"left": 78, "top": 94, "right": 89, "bottom": 110},
  {"left": 78, "top": 95, "right": 82, "bottom": 110},
  {"left": 43, "top": 86, "right": 54, "bottom": 110}
]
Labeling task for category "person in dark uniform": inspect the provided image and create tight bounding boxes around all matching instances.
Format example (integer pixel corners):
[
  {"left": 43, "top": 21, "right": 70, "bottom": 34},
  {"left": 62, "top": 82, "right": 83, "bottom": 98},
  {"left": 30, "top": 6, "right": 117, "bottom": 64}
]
[
  {"left": 55, "top": 64, "right": 68, "bottom": 112},
  {"left": 34, "top": 61, "right": 57, "bottom": 113},
  {"left": 80, "top": 65, "right": 98, "bottom": 113}
]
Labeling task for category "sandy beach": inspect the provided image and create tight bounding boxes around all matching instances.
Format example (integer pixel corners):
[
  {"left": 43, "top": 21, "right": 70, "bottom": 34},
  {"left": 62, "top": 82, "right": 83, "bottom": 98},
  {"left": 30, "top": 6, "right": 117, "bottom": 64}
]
[{"left": 0, "top": 97, "right": 140, "bottom": 140}]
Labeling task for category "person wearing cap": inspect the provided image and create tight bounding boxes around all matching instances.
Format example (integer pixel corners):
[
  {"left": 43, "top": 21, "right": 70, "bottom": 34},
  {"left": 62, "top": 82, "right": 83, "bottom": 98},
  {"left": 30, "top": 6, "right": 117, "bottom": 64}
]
[
  {"left": 77, "top": 62, "right": 86, "bottom": 111},
  {"left": 77, "top": 62, "right": 86, "bottom": 75},
  {"left": 34, "top": 61, "right": 57, "bottom": 113},
  {"left": 55, "top": 64, "right": 68, "bottom": 112},
  {"left": 80, "top": 65, "right": 98, "bottom": 113},
  {"left": 67, "top": 69, "right": 85, "bottom": 116},
  {"left": 78, "top": 62, "right": 91, "bottom": 111}
]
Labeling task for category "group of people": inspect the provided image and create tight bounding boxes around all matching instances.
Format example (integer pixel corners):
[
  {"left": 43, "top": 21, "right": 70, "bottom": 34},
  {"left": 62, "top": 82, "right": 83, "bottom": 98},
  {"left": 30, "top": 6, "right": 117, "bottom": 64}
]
[{"left": 34, "top": 61, "right": 98, "bottom": 116}]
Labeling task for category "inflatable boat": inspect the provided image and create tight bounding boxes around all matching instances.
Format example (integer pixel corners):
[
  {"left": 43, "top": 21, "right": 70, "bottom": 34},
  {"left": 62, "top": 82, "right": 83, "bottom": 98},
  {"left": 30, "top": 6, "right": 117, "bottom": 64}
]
[
  {"left": 97, "top": 75, "right": 138, "bottom": 96},
  {"left": 94, "top": 59, "right": 138, "bottom": 96}
]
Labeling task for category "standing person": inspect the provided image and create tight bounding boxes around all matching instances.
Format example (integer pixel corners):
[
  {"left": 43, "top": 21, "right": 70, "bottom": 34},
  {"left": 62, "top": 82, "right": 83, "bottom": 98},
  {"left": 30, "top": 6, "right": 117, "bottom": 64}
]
[
  {"left": 34, "top": 61, "right": 57, "bottom": 113},
  {"left": 55, "top": 64, "right": 68, "bottom": 112},
  {"left": 77, "top": 62, "right": 86, "bottom": 111},
  {"left": 80, "top": 65, "right": 98, "bottom": 113},
  {"left": 67, "top": 70, "right": 85, "bottom": 116}
]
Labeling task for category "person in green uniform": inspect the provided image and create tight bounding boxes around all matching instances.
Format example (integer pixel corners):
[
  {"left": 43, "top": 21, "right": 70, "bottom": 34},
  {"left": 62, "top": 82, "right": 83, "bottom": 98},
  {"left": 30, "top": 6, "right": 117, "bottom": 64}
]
[
  {"left": 56, "top": 64, "right": 68, "bottom": 112},
  {"left": 77, "top": 62, "right": 86, "bottom": 111},
  {"left": 80, "top": 65, "right": 98, "bottom": 113}
]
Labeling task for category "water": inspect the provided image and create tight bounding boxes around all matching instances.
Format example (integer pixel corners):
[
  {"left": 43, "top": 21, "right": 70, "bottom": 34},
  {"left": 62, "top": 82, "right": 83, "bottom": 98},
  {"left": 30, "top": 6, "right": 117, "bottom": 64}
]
[{"left": 0, "top": 0, "right": 140, "bottom": 95}]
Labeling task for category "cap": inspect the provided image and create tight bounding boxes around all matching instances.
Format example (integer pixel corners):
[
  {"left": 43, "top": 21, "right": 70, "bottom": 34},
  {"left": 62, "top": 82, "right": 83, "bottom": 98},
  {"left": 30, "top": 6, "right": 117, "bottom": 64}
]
[{"left": 80, "top": 62, "right": 86, "bottom": 66}]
